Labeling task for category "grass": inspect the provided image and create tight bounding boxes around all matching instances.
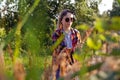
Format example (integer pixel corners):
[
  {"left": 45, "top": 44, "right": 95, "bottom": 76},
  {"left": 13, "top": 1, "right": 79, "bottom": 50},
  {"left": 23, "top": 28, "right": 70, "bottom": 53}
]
[{"left": 4, "top": 51, "right": 52, "bottom": 80}]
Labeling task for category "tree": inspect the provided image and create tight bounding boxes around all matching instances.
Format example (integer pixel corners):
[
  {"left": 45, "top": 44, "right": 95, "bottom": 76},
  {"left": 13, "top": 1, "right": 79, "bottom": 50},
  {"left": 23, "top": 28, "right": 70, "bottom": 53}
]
[
  {"left": 109, "top": 0, "right": 120, "bottom": 17},
  {"left": 74, "top": 0, "right": 101, "bottom": 26},
  {"left": 0, "top": 0, "right": 19, "bottom": 33}
]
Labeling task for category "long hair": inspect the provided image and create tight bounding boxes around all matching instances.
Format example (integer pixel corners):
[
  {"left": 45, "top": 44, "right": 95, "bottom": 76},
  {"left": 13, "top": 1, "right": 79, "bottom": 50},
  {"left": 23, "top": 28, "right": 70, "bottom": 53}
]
[{"left": 57, "top": 9, "right": 76, "bottom": 29}]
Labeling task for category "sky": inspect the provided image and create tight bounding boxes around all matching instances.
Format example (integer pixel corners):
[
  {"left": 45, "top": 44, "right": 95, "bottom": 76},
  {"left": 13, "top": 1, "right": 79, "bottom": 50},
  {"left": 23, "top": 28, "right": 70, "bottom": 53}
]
[{"left": 98, "top": 0, "right": 114, "bottom": 14}]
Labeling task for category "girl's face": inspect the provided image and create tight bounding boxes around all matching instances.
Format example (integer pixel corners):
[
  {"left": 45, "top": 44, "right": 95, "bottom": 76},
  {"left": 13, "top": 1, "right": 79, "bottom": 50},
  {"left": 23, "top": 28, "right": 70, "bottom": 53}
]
[{"left": 61, "top": 12, "right": 74, "bottom": 30}]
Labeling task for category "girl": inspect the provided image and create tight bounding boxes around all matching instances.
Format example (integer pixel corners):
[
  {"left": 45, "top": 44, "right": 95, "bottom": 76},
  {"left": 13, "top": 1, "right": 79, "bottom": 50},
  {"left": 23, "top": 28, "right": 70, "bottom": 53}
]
[{"left": 52, "top": 9, "right": 81, "bottom": 80}]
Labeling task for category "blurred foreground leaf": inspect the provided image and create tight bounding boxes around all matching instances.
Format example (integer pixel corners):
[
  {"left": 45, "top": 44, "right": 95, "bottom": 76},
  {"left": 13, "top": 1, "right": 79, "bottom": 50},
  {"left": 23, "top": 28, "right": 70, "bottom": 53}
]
[
  {"left": 51, "top": 34, "right": 64, "bottom": 51},
  {"left": 94, "top": 18, "right": 105, "bottom": 32},
  {"left": 71, "top": 63, "right": 102, "bottom": 78},
  {"left": 76, "top": 24, "right": 89, "bottom": 30},
  {"left": 87, "top": 37, "right": 102, "bottom": 50},
  {"left": 110, "top": 48, "right": 120, "bottom": 56},
  {"left": 95, "top": 17, "right": 120, "bottom": 32},
  {"left": 110, "top": 17, "right": 120, "bottom": 31}
]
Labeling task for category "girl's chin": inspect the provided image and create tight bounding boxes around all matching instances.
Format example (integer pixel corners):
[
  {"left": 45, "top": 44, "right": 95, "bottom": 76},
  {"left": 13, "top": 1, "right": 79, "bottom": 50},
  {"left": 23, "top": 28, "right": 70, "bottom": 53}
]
[{"left": 66, "top": 25, "right": 71, "bottom": 28}]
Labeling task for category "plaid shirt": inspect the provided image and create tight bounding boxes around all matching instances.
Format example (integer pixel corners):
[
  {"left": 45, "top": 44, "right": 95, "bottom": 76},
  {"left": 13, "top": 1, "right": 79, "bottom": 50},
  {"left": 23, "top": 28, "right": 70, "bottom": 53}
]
[
  {"left": 52, "top": 28, "right": 80, "bottom": 54},
  {"left": 52, "top": 28, "right": 81, "bottom": 79}
]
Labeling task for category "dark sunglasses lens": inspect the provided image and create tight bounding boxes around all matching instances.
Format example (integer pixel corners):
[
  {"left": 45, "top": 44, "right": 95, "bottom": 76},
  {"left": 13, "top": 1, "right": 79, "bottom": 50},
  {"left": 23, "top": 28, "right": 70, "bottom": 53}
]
[{"left": 65, "top": 18, "right": 69, "bottom": 22}]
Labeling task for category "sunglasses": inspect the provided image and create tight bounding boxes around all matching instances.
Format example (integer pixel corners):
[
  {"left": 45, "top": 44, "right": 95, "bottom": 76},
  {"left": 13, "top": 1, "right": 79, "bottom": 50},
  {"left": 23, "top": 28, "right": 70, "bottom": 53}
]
[{"left": 65, "top": 17, "right": 74, "bottom": 22}]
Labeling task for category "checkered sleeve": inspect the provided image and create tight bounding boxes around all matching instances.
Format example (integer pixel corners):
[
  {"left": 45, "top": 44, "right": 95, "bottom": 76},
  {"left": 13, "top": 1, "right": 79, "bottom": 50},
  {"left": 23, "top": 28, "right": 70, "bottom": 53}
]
[{"left": 52, "top": 30, "right": 60, "bottom": 44}]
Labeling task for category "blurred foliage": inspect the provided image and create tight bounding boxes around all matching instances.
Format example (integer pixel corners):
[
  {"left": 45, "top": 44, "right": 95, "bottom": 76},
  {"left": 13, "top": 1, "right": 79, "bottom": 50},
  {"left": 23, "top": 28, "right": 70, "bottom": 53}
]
[
  {"left": 109, "top": 0, "right": 120, "bottom": 17},
  {"left": 0, "top": 0, "right": 120, "bottom": 80},
  {"left": 95, "top": 17, "right": 120, "bottom": 32},
  {"left": 74, "top": 0, "right": 100, "bottom": 26}
]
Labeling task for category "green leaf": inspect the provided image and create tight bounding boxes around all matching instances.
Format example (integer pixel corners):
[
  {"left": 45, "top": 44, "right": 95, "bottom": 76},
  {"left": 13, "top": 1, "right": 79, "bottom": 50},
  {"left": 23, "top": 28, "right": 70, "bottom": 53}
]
[
  {"left": 99, "top": 34, "right": 106, "bottom": 41},
  {"left": 94, "top": 18, "right": 104, "bottom": 32},
  {"left": 73, "top": 53, "right": 85, "bottom": 62},
  {"left": 88, "top": 63, "right": 103, "bottom": 72},
  {"left": 51, "top": 34, "right": 64, "bottom": 51},
  {"left": 87, "top": 37, "right": 102, "bottom": 50},
  {"left": 71, "top": 63, "right": 102, "bottom": 78},
  {"left": 76, "top": 24, "right": 89, "bottom": 30},
  {"left": 110, "top": 48, "right": 120, "bottom": 56},
  {"left": 110, "top": 17, "right": 120, "bottom": 31}
]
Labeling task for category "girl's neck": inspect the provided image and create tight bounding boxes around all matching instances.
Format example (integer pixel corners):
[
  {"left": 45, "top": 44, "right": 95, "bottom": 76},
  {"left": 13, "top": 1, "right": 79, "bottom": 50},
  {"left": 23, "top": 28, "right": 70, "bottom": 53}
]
[{"left": 63, "top": 27, "right": 71, "bottom": 33}]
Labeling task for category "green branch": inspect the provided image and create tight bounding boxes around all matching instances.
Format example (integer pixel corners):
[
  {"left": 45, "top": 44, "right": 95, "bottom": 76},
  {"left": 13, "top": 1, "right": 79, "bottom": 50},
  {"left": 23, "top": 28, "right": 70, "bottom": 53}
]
[{"left": 14, "top": 0, "right": 40, "bottom": 61}]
